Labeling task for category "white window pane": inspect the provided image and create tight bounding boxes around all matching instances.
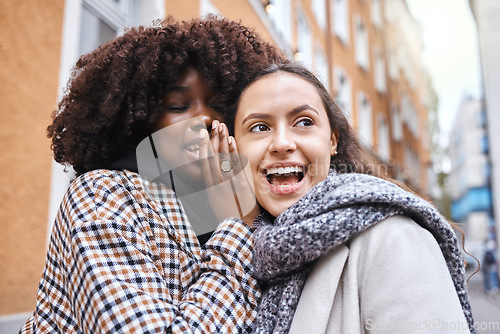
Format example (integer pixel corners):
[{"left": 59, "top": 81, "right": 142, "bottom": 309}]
[
  {"left": 357, "top": 91, "right": 372, "bottom": 146},
  {"left": 313, "top": 0, "right": 327, "bottom": 30},
  {"left": 391, "top": 102, "right": 402, "bottom": 141},
  {"left": 297, "top": 9, "right": 313, "bottom": 69},
  {"left": 79, "top": 5, "right": 117, "bottom": 55},
  {"left": 355, "top": 16, "right": 369, "bottom": 70},
  {"left": 201, "top": 0, "right": 219, "bottom": 16},
  {"left": 374, "top": 47, "right": 386, "bottom": 93},
  {"left": 333, "top": 0, "right": 349, "bottom": 44},
  {"left": 335, "top": 67, "right": 352, "bottom": 121},
  {"left": 371, "top": 0, "right": 382, "bottom": 29},
  {"left": 378, "top": 115, "right": 390, "bottom": 161},
  {"left": 269, "top": 0, "right": 292, "bottom": 46},
  {"left": 315, "top": 46, "right": 329, "bottom": 89}
]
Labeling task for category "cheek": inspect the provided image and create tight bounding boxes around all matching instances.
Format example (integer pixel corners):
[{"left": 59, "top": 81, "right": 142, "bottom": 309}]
[{"left": 307, "top": 146, "right": 332, "bottom": 180}]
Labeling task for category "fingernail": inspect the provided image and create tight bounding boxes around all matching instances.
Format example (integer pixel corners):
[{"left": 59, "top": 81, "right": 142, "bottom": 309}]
[
  {"left": 228, "top": 136, "right": 233, "bottom": 145},
  {"left": 200, "top": 129, "right": 205, "bottom": 139},
  {"left": 219, "top": 123, "right": 224, "bottom": 133},
  {"left": 212, "top": 120, "right": 218, "bottom": 131}
]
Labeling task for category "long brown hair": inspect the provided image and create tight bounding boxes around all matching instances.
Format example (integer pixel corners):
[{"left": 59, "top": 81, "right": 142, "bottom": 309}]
[{"left": 230, "top": 62, "right": 477, "bottom": 275}]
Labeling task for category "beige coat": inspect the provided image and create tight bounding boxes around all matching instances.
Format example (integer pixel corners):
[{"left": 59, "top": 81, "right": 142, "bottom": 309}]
[{"left": 289, "top": 215, "right": 471, "bottom": 334}]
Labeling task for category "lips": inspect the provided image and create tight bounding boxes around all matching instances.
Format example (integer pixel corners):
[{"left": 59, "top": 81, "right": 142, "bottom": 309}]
[{"left": 262, "top": 162, "right": 306, "bottom": 194}]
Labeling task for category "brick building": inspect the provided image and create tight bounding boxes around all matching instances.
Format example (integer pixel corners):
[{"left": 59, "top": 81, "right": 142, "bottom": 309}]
[{"left": 0, "top": 0, "right": 431, "bottom": 330}]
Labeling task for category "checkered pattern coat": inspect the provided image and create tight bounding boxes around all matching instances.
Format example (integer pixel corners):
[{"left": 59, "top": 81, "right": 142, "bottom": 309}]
[{"left": 20, "top": 170, "right": 260, "bottom": 333}]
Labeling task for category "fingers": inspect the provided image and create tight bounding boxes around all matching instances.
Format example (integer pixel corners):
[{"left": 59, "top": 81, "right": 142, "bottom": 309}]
[
  {"left": 199, "top": 128, "right": 218, "bottom": 187},
  {"left": 204, "top": 121, "right": 235, "bottom": 184},
  {"left": 228, "top": 136, "right": 238, "bottom": 154},
  {"left": 209, "top": 121, "right": 221, "bottom": 180},
  {"left": 218, "top": 123, "right": 230, "bottom": 155}
]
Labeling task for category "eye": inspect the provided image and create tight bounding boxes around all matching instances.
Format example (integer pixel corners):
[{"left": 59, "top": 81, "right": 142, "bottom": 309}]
[
  {"left": 209, "top": 103, "right": 226, "bottom": 114},
  {"left": 164, "top": 105, "right": 189, "bottom": 113},
  {"left": 249, "top": 123, "right": 270, "bottom": 133},
  {"left": 295, "top": 118, "right": 314, "bottom": 127}
]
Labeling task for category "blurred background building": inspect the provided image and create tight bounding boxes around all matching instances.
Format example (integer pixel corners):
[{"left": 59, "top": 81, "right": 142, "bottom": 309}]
[
  {"left": 449, "top": 97, "right": 493, "bottom": 261},
  {"left": 0, "top": 0, "right": 450, "bottom": 330},
  {"left": 469, "top": 0, "right": 500, "bottom": 256}
]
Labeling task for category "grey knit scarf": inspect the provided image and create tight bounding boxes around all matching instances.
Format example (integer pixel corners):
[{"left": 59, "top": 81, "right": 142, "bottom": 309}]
[{"left": 252, "top": 170, "right": 476, "bottom": 334}]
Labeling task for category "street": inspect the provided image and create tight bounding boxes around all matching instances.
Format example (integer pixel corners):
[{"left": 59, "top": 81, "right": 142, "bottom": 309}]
[{"left": 468, "top": 270, "right": 500, "bottom": 333}]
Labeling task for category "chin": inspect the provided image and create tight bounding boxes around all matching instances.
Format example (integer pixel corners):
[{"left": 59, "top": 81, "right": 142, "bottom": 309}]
[{"left": 264, "top": 201, "right": 295, "bottom": 218}]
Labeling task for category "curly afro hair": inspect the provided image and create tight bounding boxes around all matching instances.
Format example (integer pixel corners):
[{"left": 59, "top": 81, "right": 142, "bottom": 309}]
[{"left": 48, "top": 15, "right": 285, "bottom": 176}]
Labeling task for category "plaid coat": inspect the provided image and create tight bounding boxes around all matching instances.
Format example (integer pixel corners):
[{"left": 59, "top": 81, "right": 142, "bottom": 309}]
[{"left": 21, "top": 170, "right": 260, "bottom": 333}]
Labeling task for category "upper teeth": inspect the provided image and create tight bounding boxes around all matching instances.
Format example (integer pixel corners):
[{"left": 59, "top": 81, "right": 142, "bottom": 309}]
[
  {"left": 186, "top": 144, "right": 200, "bottom": 152},
  {"left": 266, "top": 166, "right": 304, "bottom": 175}
]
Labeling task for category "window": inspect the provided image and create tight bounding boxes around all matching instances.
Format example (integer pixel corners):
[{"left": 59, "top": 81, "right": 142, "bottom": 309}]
[
  {"left": 297, "top": 8, "right": 313, "bottom": 69},
  {"left": 400, "top": 90, "right": 418, "bottom": 138},
  {"left": 357, "top": 91, "right": 372, "bottom": 146},
  {"left": 267, "top": 0, "right": 292, "bottom": 46},
  {"left": 314, "top": 46, "right": 329, "bottom": 89},
  {"left": 79, "top": 0, "right": 138, "bottom": 55},
  {"left": 313, "top": 0, "right": 327, "bottom": 30},
  {"left": 377, "top": 115, "right": 390, "bottom": 162},
  {"left": 483, "top": 162, "right": 491, "bottom": 181},
  {"left": 373, "top": 46, "right": 386, "bottom": 93},
  {"left": 335, "top": 67, "right": 352, "bottom": 121},
  {"left": 354, "top": 15, "right": 369, "bottom": 71},
  {"left": 333, "top": 0, "right": 349, "bottom": 45},
  {"left": 79, "top": 5, "right": 117, "bottom": 55},
  {"left": 370, "top": 0, "right": 382, "bottom": 29},
  {"left": 201, "top": 0, "right": 219, "bottom": 16},
  {"left": 477, "top": 108, "right": 487, "bottom": 128},
  {"left": 391, "top": 102, "right": 402, "bottom": 141},
  {"left": 384, "top": 0, "right": 395, "bottom": 23},
  {"left": 408, "top": 105, "right": 419, "bottom": 138},
  {"left": 404, "top": 145, "right": 420, "bottom": 183},
  {"left": 481, "top": 135, "right": 489, "bottom": 154},
  {"left": 387, "top": 47, "right": 398, "bottom": 80}
]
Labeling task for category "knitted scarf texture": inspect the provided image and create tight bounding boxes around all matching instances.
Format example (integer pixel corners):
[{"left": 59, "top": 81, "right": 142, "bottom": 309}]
[{"left": 252, "top": 170, "right": 476, "bottom": 334}]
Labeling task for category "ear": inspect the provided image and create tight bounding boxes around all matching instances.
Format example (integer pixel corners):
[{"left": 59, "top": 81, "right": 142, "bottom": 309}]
[{"left": 330, "top": 129, "right": 339, "bottom": 156}]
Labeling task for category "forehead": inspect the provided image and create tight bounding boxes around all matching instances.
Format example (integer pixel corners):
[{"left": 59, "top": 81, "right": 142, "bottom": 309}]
[
  {"left": 237, "top": 71, "right": 324, "bottom": 113},
  {"left": 245, "top": 71, "right": 318, "bottom": 94},
  {"left": 171, "top": 67, "right": 204, "bottom": 87}
]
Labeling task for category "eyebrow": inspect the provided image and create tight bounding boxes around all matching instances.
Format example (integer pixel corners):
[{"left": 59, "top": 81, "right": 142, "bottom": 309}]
[{"left": 240, "top": 104, "right": 320, "bottom": 125}]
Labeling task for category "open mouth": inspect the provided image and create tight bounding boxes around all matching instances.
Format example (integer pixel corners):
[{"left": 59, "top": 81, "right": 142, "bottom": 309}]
[
  {"left": 185, "top": 143, "right": 200, "bottom": 156},
  {"left": 265, "top": 166, "right": 305, "bottom": 187}
]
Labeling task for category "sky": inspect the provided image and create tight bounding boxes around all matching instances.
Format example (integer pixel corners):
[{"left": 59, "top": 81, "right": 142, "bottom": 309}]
[{"left": 405, "top": 0, "right": 482, "bottom": 139}]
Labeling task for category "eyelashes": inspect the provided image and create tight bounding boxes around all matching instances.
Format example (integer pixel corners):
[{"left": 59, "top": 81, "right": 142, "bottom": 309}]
[
  {"left": 248, "top": 117, "right": 315, "bottom": 133},
  {"left": 249, "top": 123, "right": 270, "bottom": 133}
]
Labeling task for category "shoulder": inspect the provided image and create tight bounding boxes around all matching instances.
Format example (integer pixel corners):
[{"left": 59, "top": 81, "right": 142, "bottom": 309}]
[
  {"left": 348, "top": 215, "right": 450, "bottom": 283},
  {"left": 351, "top": 215, "right": 437, "bottom": 250},
  {"left": 61, "top": 169, "right": 164, "bottom": 223},
  {"left": 71, "top": 169, "right": 146, "bottom": 192}
]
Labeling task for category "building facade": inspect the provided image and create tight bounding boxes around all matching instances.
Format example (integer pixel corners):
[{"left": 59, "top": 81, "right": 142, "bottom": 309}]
[
  {"left": 469, "top": 0, "right": 500, "bottom": 254},
  {"left": 0, "top": 0, "right": 431, "bottom": 330},
  {"left": 449, "top": 98, "right": 494, "bottom": 259}
]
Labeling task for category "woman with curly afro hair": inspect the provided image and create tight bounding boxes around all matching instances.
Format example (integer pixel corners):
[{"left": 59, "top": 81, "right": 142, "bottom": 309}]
[{"left": 21, "top": 16, "right": 284, "bottom": 333}]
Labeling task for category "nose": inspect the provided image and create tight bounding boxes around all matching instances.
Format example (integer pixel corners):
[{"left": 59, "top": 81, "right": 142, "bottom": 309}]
[{"left": 269, "top": 126, "right": 296, "bottom": 154}]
